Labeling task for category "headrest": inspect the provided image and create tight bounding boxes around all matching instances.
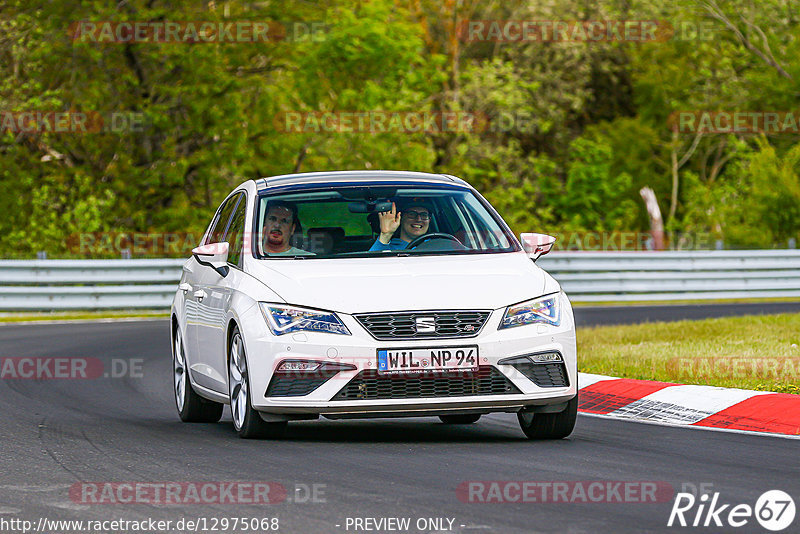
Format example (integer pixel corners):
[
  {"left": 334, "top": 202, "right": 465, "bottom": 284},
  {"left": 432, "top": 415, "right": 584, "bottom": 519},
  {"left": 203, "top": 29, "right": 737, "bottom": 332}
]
[
  {"left": 307, "top": 227, "right": 345, "bottom": 239},
  {"left": 306, "top": 227, "right": 345, "bottom": 254}
]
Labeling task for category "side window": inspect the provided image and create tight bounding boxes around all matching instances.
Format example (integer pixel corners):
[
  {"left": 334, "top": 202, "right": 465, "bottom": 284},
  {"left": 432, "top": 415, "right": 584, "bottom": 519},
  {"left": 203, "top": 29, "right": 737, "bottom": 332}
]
[
  {"left": 225, "top": 194, "right": 247, "bottom": 267},
  {"left": 205, "top": 195, "right": 239, "bottom": 245},
  {"left": 441, "top": 197, "right": 475, "bottom": 248},
  {"left": 461, "top": 198, "right": 511, "bottom": 250}
]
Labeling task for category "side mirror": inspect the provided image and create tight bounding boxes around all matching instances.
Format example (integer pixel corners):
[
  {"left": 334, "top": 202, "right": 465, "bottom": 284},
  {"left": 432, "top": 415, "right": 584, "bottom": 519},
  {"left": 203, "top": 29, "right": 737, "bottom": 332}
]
[
  {"left": 192, "top": 242, "right": 230, "bottom": 277},
  {"left": 520, "top": 233, "right": 556, "bottom": 261}
]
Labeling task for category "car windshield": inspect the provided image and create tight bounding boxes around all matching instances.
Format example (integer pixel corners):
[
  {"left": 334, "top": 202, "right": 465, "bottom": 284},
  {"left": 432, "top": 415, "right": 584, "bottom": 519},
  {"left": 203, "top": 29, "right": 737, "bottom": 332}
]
[{"left": 254, "top": 184, "right": 518, "bottom": 258}]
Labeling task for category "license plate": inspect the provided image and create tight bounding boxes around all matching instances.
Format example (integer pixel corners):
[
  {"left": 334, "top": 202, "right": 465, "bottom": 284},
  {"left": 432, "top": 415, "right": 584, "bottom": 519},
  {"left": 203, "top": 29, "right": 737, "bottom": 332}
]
[{"left": 377, "top": 346, "right": 479, "bottom": 374}]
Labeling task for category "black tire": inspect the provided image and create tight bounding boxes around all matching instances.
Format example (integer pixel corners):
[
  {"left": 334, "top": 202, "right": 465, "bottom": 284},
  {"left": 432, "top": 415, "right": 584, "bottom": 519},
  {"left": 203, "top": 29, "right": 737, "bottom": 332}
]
[
  {"left": 517, "top": 395, "right": 578, "bottom": 440},
  {"left": 228, "top": 327, "right": 287, "bottom": 439},
  {"left": 173, "top": 326, "right": 223, "bottom": 423},
  {"left": 439, "top": 414, "right": 481, "bottom": 424}
]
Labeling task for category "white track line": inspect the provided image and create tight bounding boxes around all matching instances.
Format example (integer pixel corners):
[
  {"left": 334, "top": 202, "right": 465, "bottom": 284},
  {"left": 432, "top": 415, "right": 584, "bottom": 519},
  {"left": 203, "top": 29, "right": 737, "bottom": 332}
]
[
  {"left": 578, "top": 411, "right": 800, "bottom": 441},
  {"left": 577, "top": 372, "right": 798, "bottom": 439}
]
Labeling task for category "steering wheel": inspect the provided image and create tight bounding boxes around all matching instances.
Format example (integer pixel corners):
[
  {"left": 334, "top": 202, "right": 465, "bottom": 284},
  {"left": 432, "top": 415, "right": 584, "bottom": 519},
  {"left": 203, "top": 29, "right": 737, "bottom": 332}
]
[{"left": 405, "top": 233, "right": 465, "bottom": 250}]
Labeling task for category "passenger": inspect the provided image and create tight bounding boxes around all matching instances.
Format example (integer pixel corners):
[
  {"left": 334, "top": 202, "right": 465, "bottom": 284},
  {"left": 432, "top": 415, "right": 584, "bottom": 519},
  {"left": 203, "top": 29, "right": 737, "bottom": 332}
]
[
  {"left": 262, "top": 201, "right": 313, "bottom": 256},
  {"left": 369, "top": 200, "right": 431, "bottom": 251}
]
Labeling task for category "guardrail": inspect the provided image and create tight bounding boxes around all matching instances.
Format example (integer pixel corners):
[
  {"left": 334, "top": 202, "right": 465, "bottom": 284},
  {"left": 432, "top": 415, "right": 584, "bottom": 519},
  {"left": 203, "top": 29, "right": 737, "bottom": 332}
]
[
  {"left": 1, "top": 250, "right": 799, "bottom": 310},
  {"left": 0, "top": 259, "right": 184, "bottom": 310},
  {"left": 539, "top": 250, "right": 800, "bottom": 302}
]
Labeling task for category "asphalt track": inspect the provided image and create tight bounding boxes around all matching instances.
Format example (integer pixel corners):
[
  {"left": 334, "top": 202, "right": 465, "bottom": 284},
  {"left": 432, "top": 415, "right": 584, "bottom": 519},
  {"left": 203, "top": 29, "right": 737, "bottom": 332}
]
[{"left": 0, "top": 307, "right": 798, "bottom": 534}]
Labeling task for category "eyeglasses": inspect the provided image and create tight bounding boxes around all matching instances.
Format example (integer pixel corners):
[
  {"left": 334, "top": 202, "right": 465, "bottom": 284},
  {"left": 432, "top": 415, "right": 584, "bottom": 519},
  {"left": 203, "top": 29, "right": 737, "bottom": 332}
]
[{"left": 403, "top": 210, "right": 431, "bottom": 221}]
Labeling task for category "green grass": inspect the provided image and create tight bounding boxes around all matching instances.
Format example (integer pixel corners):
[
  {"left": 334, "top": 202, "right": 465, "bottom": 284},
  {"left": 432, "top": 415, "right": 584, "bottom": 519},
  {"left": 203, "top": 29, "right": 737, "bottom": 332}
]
[
  {"left": 0, "top": 310, "right": 168, "bottom": 323},
  {"left": 578, "top": 313, "right": 800, "bottom": 394}
]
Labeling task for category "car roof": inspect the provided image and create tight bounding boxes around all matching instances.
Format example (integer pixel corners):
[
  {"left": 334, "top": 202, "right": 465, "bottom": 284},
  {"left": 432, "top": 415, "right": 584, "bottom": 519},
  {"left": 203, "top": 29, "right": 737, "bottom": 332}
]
[{"left": 255, "top": 170, "right": 470, "bottom": 191}]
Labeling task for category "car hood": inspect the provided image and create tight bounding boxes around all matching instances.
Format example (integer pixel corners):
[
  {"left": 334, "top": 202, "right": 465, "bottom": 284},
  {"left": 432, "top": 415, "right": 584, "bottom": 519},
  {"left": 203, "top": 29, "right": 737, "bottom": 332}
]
[{"left": 246, "top": 252, "right": 555, "bottom": 314}]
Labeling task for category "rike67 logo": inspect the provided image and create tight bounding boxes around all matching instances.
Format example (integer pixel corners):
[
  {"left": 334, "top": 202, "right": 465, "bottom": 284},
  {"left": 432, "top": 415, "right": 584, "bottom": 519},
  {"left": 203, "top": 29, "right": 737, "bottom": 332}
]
[{"left": 668, "top": 489, "right": 795, "bottom": 531}]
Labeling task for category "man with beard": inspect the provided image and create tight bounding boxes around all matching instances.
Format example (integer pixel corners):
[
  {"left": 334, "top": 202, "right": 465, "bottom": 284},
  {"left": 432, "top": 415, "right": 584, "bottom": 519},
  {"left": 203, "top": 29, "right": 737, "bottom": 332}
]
[
  {"left": 262, "top": 201, "right": 313, "bottom": 256},
  {"left": 369, "top": 199, "right": 432, "bottom": 251}
]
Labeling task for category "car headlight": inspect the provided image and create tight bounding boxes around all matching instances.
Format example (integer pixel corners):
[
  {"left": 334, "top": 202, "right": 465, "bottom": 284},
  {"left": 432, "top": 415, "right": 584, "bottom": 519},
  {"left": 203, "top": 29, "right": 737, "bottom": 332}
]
[
  {"left": 499, "top": 293, "right": 561, "bottom": 330},
  {"left": 260, "top": 303, "right": 351, "bottom": 336}
]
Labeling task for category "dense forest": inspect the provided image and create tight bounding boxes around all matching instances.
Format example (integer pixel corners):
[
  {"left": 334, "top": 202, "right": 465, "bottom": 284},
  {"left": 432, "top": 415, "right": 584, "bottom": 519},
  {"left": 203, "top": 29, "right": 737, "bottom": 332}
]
[{"left": 2, "top": 0, "right": 799, "bottom": 257}]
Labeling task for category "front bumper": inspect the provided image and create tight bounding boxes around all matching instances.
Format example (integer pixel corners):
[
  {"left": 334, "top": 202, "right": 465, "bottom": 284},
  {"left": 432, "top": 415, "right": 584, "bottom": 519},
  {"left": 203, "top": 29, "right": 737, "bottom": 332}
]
[{"left": 242, "top": 295, "right": 577, "bottom": 417}]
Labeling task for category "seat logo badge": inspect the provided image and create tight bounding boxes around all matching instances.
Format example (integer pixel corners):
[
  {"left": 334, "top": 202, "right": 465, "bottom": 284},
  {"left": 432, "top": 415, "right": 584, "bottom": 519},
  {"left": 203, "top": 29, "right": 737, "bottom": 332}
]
[{"left": 415, "top": 317, "right": 436, "bottom": 333}]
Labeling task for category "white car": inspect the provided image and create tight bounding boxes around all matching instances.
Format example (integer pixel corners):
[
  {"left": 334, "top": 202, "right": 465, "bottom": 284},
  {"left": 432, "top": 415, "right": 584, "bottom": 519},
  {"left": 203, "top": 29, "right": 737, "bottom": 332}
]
[{"left": 171, "top": 171, "right": 578, "bottom": 439}]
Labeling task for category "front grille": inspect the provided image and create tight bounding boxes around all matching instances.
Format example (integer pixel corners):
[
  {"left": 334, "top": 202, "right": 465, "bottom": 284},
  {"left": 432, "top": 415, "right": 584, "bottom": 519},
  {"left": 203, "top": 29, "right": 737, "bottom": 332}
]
[
  {"left": 512, "top": 362, "right": 569, "bottom": 388},
  {"left": 354, "top": 310, "right": 491, "bottom": 340},
  {"left": 332, "top": 367, "right": 520, "bottom": 401}
]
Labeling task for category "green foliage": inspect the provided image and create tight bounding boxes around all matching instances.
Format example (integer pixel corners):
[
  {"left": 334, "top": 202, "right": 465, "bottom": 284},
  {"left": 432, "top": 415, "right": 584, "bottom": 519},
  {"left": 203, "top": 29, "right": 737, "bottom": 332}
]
[
  {"left": 562, "top": 136, "right": 637, "bottom": 231},
  {"left": 480, "top": 154, "right": 560, "bottom": 235},
  {"left": 720, "top": 139, "right": 800, "bottom": 248},
  {"left": 1, "top": 0, "right": 800, "bottom": 257}
]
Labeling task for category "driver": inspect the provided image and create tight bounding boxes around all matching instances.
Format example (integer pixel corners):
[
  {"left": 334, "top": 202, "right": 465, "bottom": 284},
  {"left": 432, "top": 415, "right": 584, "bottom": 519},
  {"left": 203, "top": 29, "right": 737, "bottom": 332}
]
[
  {"left": 262, "top": 201, "right": 314, "bottom": 256},
  {"left": 369, "top": 199, "right": 431, "bottom": 251}
]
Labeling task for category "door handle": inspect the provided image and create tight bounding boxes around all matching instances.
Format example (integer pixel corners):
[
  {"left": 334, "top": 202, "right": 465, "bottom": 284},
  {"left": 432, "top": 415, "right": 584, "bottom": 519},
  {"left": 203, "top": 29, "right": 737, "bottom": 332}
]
[
  {"left": 179, "top": 282, "right": 192, "bottom": 294},
  {"left": 193, "top": 289, "right": 207, "bottom": 301}
]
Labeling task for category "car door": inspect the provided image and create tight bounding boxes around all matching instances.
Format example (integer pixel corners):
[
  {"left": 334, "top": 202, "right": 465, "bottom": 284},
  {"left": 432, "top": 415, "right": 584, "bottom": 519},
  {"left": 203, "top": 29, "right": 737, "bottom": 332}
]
[
  {"left": 185, "top": 194, "right": 239, "bottom": 393},
  {"left": 193, "top": 192, "right": 247, "bottom": 393}
]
